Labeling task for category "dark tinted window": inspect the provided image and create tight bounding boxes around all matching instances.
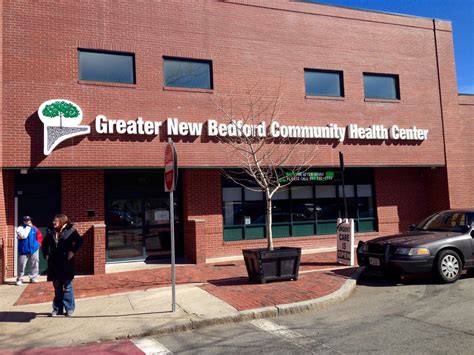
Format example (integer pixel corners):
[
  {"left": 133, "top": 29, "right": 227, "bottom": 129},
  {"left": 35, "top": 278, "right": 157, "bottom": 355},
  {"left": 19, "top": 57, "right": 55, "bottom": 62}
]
[
  {"left": 79, "top": 50, "right": 135, "bottom": 84},
  {"left": 304, "top": 69, "right": 343, "bottom": 97},
  {"left": 418, "top": 211, "right": 467, "bottom": 232},
  {"left": 164, "top": 57, "right": 212, "bottom": 89},
  {"left": 363, "top": 73, "right": 399, "bottom": 99}
]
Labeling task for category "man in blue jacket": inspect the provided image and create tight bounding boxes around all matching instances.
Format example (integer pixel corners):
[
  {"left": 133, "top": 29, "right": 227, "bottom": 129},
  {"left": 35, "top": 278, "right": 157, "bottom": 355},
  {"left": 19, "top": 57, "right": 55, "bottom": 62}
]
[{"left": 16, "top": 216, "right": 43, "bottom": 286}]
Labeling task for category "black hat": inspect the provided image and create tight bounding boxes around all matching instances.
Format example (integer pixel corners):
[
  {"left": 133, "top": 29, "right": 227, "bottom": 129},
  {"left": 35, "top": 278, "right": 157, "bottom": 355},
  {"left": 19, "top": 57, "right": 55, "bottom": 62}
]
[{"left": 22, "top": 215, "right": 32, "bottom": 222}]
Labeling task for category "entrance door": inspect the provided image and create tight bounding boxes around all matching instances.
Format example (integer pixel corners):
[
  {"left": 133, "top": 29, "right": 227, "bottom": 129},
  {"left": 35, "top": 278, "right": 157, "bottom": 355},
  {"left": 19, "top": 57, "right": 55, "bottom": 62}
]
[
  {"left": 105, "top": 171, "right": 182, "bottom": 262},
  {"left": 16, "top": 171, "right": 61, "bottom": 275}
]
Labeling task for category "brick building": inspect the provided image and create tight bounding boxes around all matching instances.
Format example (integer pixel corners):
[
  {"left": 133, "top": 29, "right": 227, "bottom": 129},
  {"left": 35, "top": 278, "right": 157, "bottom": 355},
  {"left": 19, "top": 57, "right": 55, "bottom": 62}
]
[{"left": 1, "top": 0, "right": 473, "bottom": 282}]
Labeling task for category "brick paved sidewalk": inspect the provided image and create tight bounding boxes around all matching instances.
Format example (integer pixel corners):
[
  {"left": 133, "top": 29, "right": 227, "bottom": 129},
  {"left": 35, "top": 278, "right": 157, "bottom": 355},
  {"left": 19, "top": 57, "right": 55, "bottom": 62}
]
[{"left": 15, "top": 251, "right": 356, "bottom": 310}]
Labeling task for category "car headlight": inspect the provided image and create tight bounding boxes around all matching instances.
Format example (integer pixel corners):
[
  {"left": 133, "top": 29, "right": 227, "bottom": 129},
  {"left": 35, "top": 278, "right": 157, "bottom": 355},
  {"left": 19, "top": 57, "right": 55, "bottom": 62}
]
[
  {"left": 394, "top": 247, "right": 430, "bottom": 256},
  {"left": 394, "top": 247, "right": 411, "bottom": 255},
  {"left": 358, "top": 243, "right": 369, "bottom": 253}
]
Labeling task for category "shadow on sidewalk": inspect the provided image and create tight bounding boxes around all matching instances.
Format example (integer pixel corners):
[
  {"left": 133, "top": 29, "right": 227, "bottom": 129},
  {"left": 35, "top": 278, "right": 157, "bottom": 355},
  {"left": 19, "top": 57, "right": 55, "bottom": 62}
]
[
  {"left": 300, "top": 261, "right": 340, "bottom": 267},
  {"left": 0, "top": 310, "right": 173, "bottom": 323},
  {"left": 0, "top": 312, "right": 50, "bottom": 322},
  {"left": 357, "top": 269, "right": 440, "bottom": 287},
  {"left": 207, "top": 277, "right": 251, "bottom": 287},
  {"left": 325, "top": 267, "right": 358, "bottom": 279},
  {"left": 65, "top": 310, "right": 172, "bottom": 318}
]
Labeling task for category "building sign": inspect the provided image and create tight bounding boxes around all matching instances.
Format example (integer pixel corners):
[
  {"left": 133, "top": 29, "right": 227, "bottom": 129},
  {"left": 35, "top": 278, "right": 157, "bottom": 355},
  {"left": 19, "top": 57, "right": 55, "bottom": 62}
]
[
  {"left": 280, "top": 171, "right": 339, "bottom": 183},
  {"left": 38, "top": 100, "right": 430, "bottom": 155},
  {"left": 336, "top": 218, "right": 355, "bottom": 266},
  {"left": 38, "top": 99, "right": 90, "bottom": 155}
]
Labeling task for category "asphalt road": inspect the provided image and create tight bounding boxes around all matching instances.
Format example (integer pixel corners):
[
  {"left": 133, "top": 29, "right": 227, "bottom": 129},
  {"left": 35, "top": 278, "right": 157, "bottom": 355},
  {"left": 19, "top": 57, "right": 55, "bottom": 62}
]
[{"left": 149, "top": 271, "right": 474, "bottom": 354}]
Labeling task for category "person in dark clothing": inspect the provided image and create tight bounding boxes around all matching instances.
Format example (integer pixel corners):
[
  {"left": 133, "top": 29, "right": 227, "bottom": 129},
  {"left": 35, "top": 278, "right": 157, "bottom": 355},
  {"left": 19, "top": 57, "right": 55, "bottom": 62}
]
[{"left": 42, "top": 214, "right": 83, "bottom": 317}]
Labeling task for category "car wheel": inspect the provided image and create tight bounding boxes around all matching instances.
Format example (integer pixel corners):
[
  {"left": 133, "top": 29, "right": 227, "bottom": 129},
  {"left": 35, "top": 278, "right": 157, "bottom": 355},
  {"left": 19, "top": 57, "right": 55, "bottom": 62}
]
[{"left": 436, "top": 250, "right": 462, "bottom": 283}]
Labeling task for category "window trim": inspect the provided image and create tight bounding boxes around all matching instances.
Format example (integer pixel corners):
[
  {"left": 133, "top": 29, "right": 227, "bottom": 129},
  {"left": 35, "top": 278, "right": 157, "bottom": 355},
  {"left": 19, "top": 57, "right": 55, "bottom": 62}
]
[
  {"left": 304, "top": 68, "right": 345, "bottom": 98},
  {"left": 78, "top": 48, "right": 136, "bottom": 85},
  {"left": 363, "top": 72, "right": 400, "bottom": 100},
  {"left": 163, "top": 56, "right": 214, "bottom": 90}
]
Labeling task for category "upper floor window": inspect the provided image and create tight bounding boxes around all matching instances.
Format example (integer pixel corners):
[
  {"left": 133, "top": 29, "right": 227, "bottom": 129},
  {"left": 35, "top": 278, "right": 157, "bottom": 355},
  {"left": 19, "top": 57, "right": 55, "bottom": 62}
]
[
  {"left": 363, "top": 73, "right": 400, "bottom": 100},
  {"left": 304, "top": 69, "right": 344, "bottom": 97},
  {"left": 163, "top": 57, "right": 213, "bottom": 90},
  {"left": 78, "top": 49, "right": 136, "bottom": 84}
]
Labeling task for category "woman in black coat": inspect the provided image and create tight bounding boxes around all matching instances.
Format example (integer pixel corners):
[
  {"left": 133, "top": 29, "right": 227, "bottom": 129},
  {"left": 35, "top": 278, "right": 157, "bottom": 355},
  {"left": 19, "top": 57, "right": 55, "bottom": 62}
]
[{"left": 42, "top": 214, "right": 83, "bottom": 317}]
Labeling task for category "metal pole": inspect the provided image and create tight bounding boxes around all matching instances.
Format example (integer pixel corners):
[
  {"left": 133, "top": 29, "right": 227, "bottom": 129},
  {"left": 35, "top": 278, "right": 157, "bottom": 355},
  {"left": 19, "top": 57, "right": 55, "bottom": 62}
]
[
  {"left": 170, "top": 189, "right": 176, "bottom": 312},
  {"left": 339, "top": 151, "right": 348, "bottom": 219},
  {"left": 14, "top": 196, "right": 18, "bottom": 277}
]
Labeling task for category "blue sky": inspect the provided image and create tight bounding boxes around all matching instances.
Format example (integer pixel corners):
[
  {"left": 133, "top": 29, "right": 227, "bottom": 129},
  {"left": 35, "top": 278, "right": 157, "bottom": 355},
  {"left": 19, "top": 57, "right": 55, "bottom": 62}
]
[{"left": 306, "top": 0, "right": 474, "bottom": 94}]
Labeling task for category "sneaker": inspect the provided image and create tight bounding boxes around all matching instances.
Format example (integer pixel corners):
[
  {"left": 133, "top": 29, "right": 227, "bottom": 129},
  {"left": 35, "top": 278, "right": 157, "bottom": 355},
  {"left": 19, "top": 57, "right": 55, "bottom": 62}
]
[
  {"left": 15, "top": 279, "right": 23, "bottom": 286},
  {"left": 30, "top": 278, "right": 38, "bottom": 284},
  {"left": 50, "top": 310, "right": 58, "bottom": 317},
  {"left": 65, "top": 310, "right": 74, "bottom": 317}
]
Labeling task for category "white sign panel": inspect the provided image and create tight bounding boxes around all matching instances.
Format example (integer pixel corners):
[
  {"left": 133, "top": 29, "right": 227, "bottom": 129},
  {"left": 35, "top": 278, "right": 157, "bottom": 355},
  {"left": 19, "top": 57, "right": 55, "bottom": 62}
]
[{"left": 336, "top": 218, "right": 355, "bottom": 266}]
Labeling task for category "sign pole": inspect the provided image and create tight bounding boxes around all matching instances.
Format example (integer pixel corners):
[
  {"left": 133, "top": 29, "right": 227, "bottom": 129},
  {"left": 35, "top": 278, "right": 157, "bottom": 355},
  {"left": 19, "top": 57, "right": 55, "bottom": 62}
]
[
  {"left": 164, "top": 137, "right": 178, "bottom": 313},
  {"left": 170, "top": 188, "right": 176, "bottom": 312},
  {"left": 339, "top": 151, "right": 348, "bottom": 219}
]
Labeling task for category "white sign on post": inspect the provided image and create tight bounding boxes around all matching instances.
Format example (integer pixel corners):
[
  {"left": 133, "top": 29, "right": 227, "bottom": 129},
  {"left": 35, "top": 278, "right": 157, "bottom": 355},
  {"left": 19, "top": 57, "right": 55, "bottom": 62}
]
[{"left": 336, "top": 218, "right": 355, "bottom": 266}]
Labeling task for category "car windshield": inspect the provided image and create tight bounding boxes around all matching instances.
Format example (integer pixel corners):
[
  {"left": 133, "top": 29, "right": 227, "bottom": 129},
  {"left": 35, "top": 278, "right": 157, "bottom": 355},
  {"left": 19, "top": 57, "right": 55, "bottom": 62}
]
[{"left": 417, "top": 211, "right": 467, "bottom": 232}]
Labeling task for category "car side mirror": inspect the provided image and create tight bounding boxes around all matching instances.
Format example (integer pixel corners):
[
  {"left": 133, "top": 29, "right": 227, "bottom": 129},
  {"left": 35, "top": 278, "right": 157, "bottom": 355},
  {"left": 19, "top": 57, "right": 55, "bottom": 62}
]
[{"left": 408, "top": 224, "right": 416, "bottom": 231}]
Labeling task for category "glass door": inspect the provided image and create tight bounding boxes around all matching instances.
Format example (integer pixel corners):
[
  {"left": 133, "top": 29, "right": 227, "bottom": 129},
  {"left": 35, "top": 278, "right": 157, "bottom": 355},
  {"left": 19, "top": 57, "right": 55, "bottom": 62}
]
[
  {"left": 106, "top": 197, "right": 145, "bottom": 261},
  {"left": 105, "top": 171, "right": 182, "bottom": 262}
]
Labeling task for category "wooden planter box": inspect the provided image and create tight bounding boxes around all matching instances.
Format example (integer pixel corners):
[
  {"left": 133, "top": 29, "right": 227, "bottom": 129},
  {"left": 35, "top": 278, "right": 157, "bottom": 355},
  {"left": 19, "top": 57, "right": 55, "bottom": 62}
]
[{"left": 242, "top": 247, "right": 302, "bottom": 284}]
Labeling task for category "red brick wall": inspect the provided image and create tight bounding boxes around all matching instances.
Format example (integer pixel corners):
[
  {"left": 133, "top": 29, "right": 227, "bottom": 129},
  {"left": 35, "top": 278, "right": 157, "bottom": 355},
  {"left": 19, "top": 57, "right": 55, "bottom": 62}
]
[
  {"left": 431, "top": 21, "right": 471, "bottom": 209},
  {"left": 183, "top": 170, "right": 223, "bottom": 263},
  {"left": 2, "top": 0, "right": 446, "bottom": 170},
  {"left": 448, "top": 95, "right": 474, "bottom": 208},
  {"left": 61, "top": 170, "right": 105, "bottom": 274},
  {"left": 425, "top": 167, "right": 450, "bottom": 213},
  {"left": 0, "top": 2, "right": 3, "bottom": 283},
  {"left": 375, "top": 167, "right": 449, "bottom": 236}
]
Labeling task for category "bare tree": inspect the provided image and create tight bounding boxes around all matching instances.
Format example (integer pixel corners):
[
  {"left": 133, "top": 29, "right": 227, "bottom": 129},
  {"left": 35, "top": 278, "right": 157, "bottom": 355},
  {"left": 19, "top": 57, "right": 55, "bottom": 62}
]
[{"left": 213, "top": 84, "right": 316, "bottom": 250}]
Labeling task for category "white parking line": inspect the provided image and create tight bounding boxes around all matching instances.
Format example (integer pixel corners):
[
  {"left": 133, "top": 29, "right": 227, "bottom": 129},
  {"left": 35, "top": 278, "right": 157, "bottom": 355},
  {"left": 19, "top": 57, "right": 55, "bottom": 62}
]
[
  {"left": 250, "top": 318, "right": 302, "bottom": 339},
  {"left": 132, "top": 337, "right": 173, "bottom": 355},
  {"left": 250, "top": 319, "right": 345, "bottom": 354}
]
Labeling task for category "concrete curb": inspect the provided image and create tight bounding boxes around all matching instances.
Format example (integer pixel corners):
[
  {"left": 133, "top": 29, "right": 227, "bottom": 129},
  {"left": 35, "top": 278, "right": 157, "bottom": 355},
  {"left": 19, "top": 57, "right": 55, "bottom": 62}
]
[{"left": 116, "top": 266, "right": 366, "bottom": 341}]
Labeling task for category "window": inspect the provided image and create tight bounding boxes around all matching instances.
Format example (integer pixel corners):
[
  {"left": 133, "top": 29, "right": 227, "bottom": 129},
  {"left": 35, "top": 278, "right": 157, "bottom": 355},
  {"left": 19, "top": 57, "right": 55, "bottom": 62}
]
[
  {"left": 304, "top": 69, "right": 344, "bottom": 97},
  {"left": 363, "top": 73, "right": 400, "bottom": 100},
  {"left": 163, "top": 57, "right": 213, "bottom": 89},
  {"left": 222, "top": 169, "right": 377, "bottom": 241},
  {"left": 78, "top": 49, "right": 135, "bottom": 84}
]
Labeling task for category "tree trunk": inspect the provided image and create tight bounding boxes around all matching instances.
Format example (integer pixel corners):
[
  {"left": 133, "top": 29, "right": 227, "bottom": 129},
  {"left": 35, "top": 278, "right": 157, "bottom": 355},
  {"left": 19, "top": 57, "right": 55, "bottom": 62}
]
[
  {"left": 59, "top": 113, "right": 63, "bottom": 128},
  {"left": 266, "top": 195, "right": 273, "bottom": 250}
]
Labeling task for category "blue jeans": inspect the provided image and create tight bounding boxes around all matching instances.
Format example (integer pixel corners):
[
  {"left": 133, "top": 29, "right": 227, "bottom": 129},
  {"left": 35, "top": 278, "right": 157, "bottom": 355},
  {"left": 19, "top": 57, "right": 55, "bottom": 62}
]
[{"left": 52, "top": 279, "right": 75, "bottom": 313}]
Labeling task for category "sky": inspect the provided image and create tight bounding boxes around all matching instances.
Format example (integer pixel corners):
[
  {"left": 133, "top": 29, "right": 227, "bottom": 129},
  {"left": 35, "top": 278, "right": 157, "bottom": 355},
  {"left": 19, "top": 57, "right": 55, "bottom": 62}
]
[{"left": 306, "top": 0, "right": 474, "bottom": 94}]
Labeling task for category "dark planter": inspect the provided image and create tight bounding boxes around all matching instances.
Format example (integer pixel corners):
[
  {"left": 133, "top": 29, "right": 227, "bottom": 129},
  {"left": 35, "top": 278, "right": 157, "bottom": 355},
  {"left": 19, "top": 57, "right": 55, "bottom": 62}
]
[{"left": 242, "top": 247, "right": 302, "bottom": 284}]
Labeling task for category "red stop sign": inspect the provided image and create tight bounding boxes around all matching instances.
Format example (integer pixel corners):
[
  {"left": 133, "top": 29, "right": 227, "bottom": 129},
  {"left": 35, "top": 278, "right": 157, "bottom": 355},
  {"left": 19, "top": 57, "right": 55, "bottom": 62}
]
[{"left": 164, "top": 141, "right": 178, "bottom": 192}]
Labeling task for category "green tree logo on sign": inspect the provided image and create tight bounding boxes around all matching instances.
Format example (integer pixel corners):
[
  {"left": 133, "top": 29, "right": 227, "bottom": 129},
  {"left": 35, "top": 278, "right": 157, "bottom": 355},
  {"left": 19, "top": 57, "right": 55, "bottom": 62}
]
[
  {"left": 38, "top": 98, "right": 90, "bottom": 155},
  {"left": 41, "top": 101, "right": 80, "bottom": 128}
]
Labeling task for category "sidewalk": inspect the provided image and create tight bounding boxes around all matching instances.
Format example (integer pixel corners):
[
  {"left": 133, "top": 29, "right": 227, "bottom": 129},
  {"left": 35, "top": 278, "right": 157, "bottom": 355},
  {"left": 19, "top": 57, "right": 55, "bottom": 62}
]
[{"left": 0, "top": 251, "right": 359, "bottom": 351}]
